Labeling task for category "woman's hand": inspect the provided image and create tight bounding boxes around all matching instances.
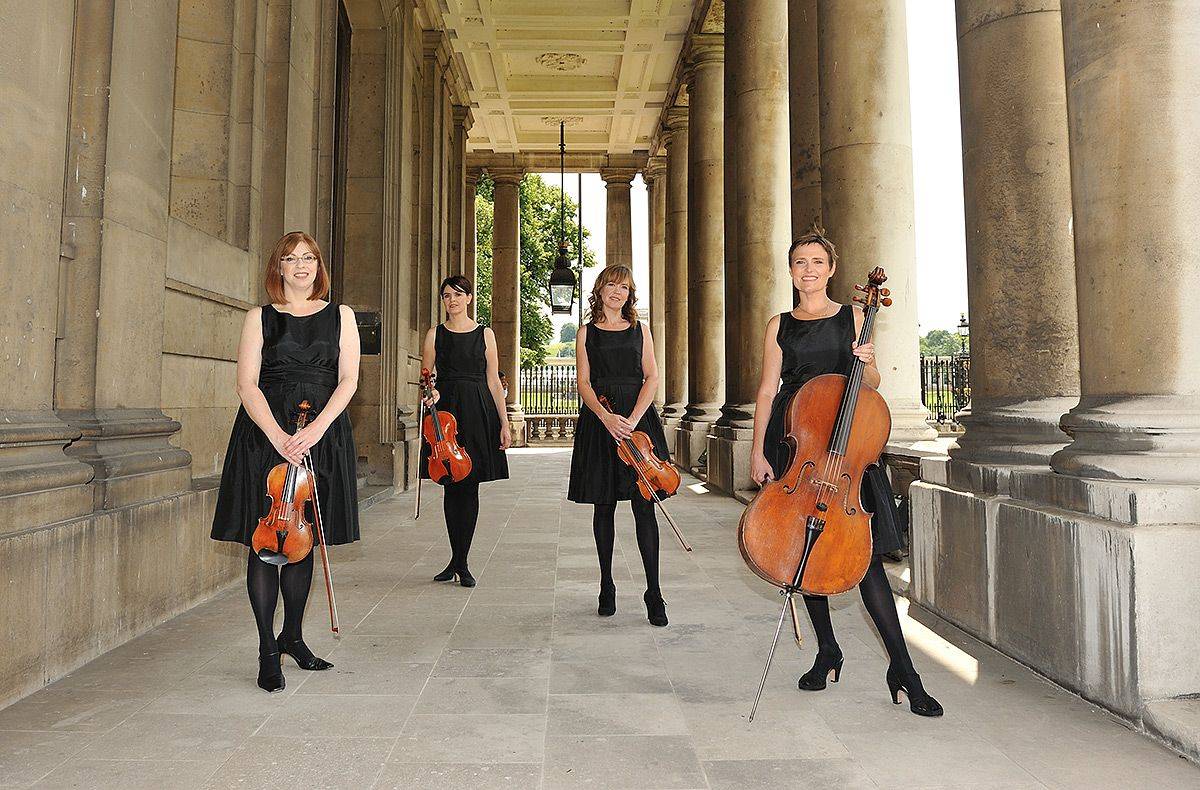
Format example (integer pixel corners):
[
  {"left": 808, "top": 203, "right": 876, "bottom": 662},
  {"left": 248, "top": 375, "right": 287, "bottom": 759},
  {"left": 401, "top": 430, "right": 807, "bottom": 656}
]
[
  {"left": 422, "top": 388, "right": 441, "bottom": 408},
  {"left": 269, "top": 427, "right": 306, "bottom": 467},
  {"left": 602, "top": 412, "right": 635, "bottom": 442},
  {"left": 750, "top": 450, "right": 775, "bottom": 486},
  {"left": 851, "top": 340, "right": 876, "bottom": 367},
  {"left": 499, "top": 423, "right": 512, "bottom": 450},
  {"left": 283, "top": 420, "right": 328, "bottom": 460}
]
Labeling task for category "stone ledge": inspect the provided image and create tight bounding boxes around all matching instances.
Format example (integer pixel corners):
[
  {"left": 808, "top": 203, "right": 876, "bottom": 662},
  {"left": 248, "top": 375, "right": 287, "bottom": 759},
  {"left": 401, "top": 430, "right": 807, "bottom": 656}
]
[{"left": 1143, "top": 699, "right": 1200, "bottom": 764}]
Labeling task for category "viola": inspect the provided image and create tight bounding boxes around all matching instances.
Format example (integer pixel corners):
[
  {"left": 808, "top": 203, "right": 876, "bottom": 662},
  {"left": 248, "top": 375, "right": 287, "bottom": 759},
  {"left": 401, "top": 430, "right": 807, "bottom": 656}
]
[
  {"left": 252, "top": 402, "right": 318, "bottom": 566},
  {"left": 598, "top": 395, "right": 691, "bottom": 552},
  {"left": 251, "top": 400, "right": 341, "bottom": 633},
  {"left": 419, "top": 368, "right": 472, "bottom": 485},
  {"left": 738, "top": 267, "right": 893, "bottom": 720}
]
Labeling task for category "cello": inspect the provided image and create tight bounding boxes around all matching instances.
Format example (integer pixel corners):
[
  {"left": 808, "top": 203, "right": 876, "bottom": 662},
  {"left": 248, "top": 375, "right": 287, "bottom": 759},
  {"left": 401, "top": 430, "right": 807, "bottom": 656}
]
[
  {"left": 738, "top": 267, "right": 893, "bottom": 720},
  {"left": 251, "top": 400, "right": 340, "bottom": 633}
]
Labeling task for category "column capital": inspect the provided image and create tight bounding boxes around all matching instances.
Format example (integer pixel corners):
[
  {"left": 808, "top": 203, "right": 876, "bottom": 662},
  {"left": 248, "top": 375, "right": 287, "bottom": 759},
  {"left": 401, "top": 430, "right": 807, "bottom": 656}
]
[
  {"left": 488, "top": 167, "right": 524, "bottom": 185},
  {"left": 465, "top": 166, "right": 483, "bottom": 188},
  {"left": 643, "top": 155, "right": 667, "bottom": 185},
  {"left": 422, "top": 30, "right": 451, "bottom": 65},
  {"left": 686, "top": 34, "right": 725, "bottom": 75},
  {"left": 662, "top": 106, "right": 689, "bottom": 145},
  {"left": 599, "top": 167, "right": 637, "bottom": 186},
  {"left": 452, "top": 104, "right": 473, "bottom": 131}
]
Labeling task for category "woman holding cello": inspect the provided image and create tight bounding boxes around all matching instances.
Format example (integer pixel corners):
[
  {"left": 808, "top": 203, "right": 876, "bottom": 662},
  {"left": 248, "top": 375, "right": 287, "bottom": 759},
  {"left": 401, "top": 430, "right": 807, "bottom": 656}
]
[
  {"left": 747, "top": 229, "right": 942, "bottom": 716},
  {"left": 568, "top": 265, "right": 671, "bottom": 627},
  {"left": 211, "top": 231, "right": 361, "bottom": 693},
  {"left": 420, "top": 275, "right": 511, "bottom": 588}
]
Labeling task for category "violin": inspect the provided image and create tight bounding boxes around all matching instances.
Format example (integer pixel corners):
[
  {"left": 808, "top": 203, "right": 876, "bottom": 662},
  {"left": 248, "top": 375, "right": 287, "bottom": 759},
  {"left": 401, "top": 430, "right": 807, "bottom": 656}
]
[
  {"left": 419, "top": 368, "right": 472, "bottom": 485},
  {"left": 738, "top": 267, "right": 893, "bottom": 720},
  {"left": 251, "top": 400, "right": 340, "bottom": 633},
  {"left": 598, "top": 395, "right": 691, "bottom": 552},
  {"left": 252, "top": 402, "right": 318, "bottom": 566}
]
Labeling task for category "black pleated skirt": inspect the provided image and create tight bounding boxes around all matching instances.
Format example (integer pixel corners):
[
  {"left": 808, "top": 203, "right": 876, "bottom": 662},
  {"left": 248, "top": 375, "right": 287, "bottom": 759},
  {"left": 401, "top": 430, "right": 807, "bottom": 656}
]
[
  {"left": 568, "top": 380, "right": 673, "bottom": 505},
  {"left": 420, "top": 378, "right": 509, "bottom": 483},
  {"left": 211, "top": 380, "right": 360, "bottom": 546}
]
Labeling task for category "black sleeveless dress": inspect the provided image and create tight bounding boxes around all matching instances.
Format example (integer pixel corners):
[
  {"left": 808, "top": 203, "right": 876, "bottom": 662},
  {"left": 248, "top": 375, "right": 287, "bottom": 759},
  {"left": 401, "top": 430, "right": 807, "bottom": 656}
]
[
  {"left": 568, "top": 322, "right": 673, "bottom": 505},
  {"left": 211, "top": 303, "right": 360, "bottom": 546},
  {"left": 763, "top": 306, "right": 903, "bottom": 556},
  {"left": 420, "top": 324, "right": 508, "bottom": 483}
]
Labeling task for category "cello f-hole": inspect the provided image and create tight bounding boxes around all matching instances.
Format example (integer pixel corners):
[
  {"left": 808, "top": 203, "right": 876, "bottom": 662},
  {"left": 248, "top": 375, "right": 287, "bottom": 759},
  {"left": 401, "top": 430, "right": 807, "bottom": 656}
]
[{"left": 783, "top": 460, "right": 817, "bottom": 495}]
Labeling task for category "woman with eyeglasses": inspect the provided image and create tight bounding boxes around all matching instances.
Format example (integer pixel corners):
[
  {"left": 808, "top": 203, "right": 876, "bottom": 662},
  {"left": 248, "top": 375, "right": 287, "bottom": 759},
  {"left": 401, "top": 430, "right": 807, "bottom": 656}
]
[
  {"left": 568, "top": 265, "right": 672, "bottom": 627},
  {"left": 211, "top": 231, "right": 361, "bottom": 693},
  {"left": 420, "top": 275, "right": 511, "bottom": 587}
]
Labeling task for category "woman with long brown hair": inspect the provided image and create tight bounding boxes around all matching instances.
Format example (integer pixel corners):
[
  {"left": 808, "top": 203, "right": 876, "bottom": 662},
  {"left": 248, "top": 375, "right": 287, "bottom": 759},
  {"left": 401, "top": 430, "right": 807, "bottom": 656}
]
[
  {"left": 748, "top": 228, "right": 942, "bottom": 716},
  {"left": 211, "top": 231, "right": 361, "bottom": 693},
  {"left": 568, "top": 265, "right": 672, "bottom": 626}
]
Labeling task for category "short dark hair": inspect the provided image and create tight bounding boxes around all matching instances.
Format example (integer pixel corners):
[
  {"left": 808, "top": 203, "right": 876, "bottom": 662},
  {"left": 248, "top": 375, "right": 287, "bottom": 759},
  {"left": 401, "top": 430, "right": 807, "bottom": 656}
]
[
  {"left": 440, "top": 274, "right": 473, "bottom": 296},
  {"left": 788, "top": 228, "right": 838, "bottom": 265}
]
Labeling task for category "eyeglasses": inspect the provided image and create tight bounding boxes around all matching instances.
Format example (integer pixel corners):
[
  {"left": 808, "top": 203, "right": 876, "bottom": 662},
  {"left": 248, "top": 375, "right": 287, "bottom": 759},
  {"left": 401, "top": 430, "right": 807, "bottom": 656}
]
[{"left": 282, "top": 254, "right": 318, "bottom": 265}]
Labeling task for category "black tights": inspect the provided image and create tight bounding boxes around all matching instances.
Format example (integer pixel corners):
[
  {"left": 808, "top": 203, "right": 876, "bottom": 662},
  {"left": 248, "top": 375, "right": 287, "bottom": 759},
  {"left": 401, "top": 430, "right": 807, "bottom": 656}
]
[
  {"left": 803, "top": 556, "right": 917, "bottom": 676},
  {"left": 442, "top": 479, "right": 480, "bottom": 571},
  {"left": 592, "top": 498, "right": 660, "bottom": 595},
  {"left": 247, "top": 550, "right": 314, "bottom": 656}
]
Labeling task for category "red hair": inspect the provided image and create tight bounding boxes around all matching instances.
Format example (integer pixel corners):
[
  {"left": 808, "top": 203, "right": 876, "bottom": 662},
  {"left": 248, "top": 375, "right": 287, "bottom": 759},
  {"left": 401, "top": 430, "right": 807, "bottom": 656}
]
[{"left": 264, "top": 231, "right": 330, "bottom": 303}]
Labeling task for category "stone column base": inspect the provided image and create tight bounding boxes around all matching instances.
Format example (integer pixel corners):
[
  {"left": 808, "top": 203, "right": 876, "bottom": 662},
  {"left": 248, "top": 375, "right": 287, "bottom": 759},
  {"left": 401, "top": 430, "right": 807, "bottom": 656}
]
[
  {"left": 707, "top": 424, "right": 756, "bottom": 500},
  {"left": 886, "top": 398, "right": 940, "bottom": 445},
  {"left": 508, "top": 406, "right": 527, "bottom": 449},
  {"left": 911, "top": 457, "right": 1200, "bottom": 725},
  {"left": 60, "top": 409, "right": 191, "bottom": 511},
  {"left": 0, "top": 411, "right": 95, "bottom": 531},
  {"left": 676, "top": 419, "right": 713, "bottom": 476}
]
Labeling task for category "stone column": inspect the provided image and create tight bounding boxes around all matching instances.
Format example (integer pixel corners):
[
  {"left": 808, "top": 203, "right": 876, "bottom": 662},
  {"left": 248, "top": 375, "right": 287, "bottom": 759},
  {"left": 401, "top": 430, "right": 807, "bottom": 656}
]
[
  {"left": 950, "top": 2, "right": 1079, "bottom": 465},
  {"left": 709, "top": 0, "right": 795, "bottom": 495},
  {"left": 679, "top": 39, "right": 725, "bottom": 472},
  {"left": 464, "top": 168, "right": 480, "bottom": 303},
  {"left": 1051, "top": 2, "right": 1200, "bottom": 484},
  {"left": 788, "top": 0, "right": 821, "bottom": 237},
  {"left": 418, "top": 33, "right": 448, "bottom": 329},
  {"left": 490, "top": 169, "right": 526, "bottom": 446},
  {"left": 645, "top": 156, "right": 668, "bottom": 407},
  {"left": 818, "top": 0, "right": 936, "bottom": 444},
  {"left": 599, "top": 168, "right": 635, "bottom": 268},
  {"left": 54, "top": 0, "right": 192, "bottom": 512},
  {"left": 661, "top": 107, "right": 690, "bottom": 444},
  {"left": 447, "top": 106, "right": 471, "bottom": 276},
  {"left": 0, "top": 2, "right": 95, "bottom": 529}
]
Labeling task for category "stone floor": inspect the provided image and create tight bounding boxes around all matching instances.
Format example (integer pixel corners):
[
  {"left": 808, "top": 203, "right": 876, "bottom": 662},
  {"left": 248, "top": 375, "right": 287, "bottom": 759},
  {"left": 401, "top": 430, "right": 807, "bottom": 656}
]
[{"left": 2, "top": 448, "right": 1198, "bottom": 789}]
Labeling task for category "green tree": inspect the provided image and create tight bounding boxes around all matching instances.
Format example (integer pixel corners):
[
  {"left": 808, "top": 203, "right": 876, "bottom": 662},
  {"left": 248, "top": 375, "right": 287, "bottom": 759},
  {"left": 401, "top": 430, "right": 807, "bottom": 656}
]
[
  {"left": 474, "top": 174, "right": 599, "bottom": 366},
  {"left": 560, "top": 322, "right": 577, "bottom": 343},
  {"left": 920, "top": 328, "right": 968, "bottom": 357}
]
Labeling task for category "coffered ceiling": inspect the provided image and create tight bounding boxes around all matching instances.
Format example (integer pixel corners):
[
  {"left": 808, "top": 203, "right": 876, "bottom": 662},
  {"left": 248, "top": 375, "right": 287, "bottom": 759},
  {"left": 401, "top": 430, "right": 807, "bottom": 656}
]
[{"left": 440, "top": 0, "right": 698, "bottom": 154}]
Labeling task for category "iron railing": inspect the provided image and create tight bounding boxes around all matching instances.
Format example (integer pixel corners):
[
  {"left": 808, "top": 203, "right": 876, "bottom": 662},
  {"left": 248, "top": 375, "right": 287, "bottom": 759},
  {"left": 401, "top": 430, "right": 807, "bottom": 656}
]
[
  {"left": 519, "top": 364, "right": 580, "bottom": 416},
  {"left": 920, "top": 355, "right": 970, "bottom": 426}
]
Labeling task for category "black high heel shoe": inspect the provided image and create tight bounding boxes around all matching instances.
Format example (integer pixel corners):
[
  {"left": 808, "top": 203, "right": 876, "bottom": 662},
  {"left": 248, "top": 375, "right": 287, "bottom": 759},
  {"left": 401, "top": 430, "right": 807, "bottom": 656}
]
[
  {"left": 433, "top": 563, "right": 456, "bottom": 582},
  {"left": 598, "top": 583, "right": 616, "bottom": 617},
  {"left": 257, "top": 651, "right": 285, "bottom": 693},
  {"left": 797, "top": 649, "right": 844, "bottom": 691},
  {"left": 887, "top": 666, "right": 944, "bottom": 717},
  {"left": 277, "top": 637, "right": 334, "bottom": 671},
  {"left": 643, "top": 590, "right": 668, "bottom": 627},
  {"left": 457, "top": 567, "right": 476, "bottom": 588}
]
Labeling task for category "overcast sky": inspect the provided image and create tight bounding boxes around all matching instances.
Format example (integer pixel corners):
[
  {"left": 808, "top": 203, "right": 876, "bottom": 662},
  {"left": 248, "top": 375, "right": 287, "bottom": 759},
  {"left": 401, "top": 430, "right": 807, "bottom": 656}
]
[{"left": 541, "top": 1, "right": 968, "bottom": 341}]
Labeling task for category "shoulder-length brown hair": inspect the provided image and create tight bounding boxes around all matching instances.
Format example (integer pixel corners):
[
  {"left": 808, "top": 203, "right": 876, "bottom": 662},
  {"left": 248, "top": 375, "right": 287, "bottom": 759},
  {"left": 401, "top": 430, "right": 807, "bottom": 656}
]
[
  {"left": 264, "top": 231, "right": 331, "bottom": 303},
  {"left": 586, "top": 265, "right": 639, "bottom": 326}
]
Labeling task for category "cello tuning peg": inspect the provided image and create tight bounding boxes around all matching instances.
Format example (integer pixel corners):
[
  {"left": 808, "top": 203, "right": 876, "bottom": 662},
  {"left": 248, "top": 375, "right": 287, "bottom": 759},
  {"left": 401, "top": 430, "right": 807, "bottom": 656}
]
[
  {"left": 880, "top": 288, "right": 891, "bottom": 296},
  {"left": 881, "top": 297, "right": 893, "bottom": 307},
  {"left": 854, "top": 284, "right": 866, "bottom": 292},
  {"left": 852, "top": 296, "right": 864, "bottom": 304}
]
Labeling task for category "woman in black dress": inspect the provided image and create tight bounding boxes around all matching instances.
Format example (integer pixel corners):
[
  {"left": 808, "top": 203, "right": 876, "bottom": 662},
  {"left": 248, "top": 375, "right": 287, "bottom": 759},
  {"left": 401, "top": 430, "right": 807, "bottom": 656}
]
[
  {"left": 749, "top": 229, "right": 943, "bottom": 717},
  {"left": 568, "top": 265, "right": 672, "bottom": 627},
  {"left": 421, "top": 275, "right": 511, "bottom": 588},
  {"left": 212, "top": 231, "right": 361, "bottom": 693}
]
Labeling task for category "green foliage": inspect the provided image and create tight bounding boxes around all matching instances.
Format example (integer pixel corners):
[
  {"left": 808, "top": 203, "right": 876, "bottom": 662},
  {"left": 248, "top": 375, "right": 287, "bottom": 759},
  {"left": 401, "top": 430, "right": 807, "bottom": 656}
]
[
  {"left": 474, "top": 174, "right": 599, "bottom": 367},
  {"left": 560, "top": 322, "right": 578, "bottom": 343},
  {"left": 920, "top": 328, "right": 969, "bottom": 357},
  {"left": 546, "top": 341, "right": 575, "bottom": 358}
]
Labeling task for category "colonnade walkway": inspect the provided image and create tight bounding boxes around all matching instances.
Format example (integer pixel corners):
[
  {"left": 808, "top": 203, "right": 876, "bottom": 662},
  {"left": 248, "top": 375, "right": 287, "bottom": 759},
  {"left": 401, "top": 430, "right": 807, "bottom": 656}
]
[{"left": 2, "top": 449, "right": 1197, "bottom": 789}]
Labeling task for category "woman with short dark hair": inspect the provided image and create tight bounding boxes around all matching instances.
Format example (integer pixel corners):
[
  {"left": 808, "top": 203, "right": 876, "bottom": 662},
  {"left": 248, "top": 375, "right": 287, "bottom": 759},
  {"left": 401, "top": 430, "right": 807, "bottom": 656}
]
[{"left": 420, "top": 275, "right": 511, "bottom": 587}]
